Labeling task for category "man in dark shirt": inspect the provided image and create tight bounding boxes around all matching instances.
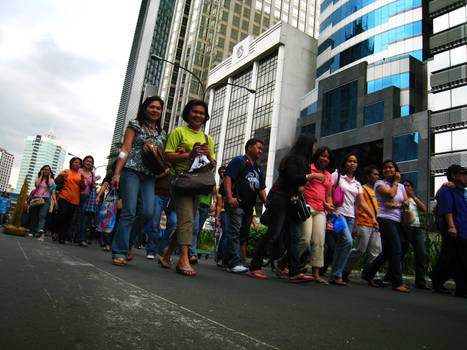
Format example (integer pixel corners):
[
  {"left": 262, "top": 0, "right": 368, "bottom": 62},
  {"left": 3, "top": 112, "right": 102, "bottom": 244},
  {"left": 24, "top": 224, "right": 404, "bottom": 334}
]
[
  {"left": 223, "top": 139, "right": 267, "bottom": 273},
  {"left": 432, "top": 164, "right": 467, "bottom": 297}
]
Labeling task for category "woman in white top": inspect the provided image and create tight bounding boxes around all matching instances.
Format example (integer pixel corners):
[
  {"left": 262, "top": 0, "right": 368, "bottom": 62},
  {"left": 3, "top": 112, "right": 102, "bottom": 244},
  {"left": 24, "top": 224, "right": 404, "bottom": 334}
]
[{"left": 329, "top": 153, "right": 378, "bottom": 285}]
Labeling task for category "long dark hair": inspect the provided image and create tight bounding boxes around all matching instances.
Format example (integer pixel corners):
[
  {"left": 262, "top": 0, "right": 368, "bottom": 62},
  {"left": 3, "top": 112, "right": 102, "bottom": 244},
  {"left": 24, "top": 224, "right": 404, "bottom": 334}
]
[
  {"left": 311, "top": 146, "right": 332, "bottom": 170},
  {"left": 136, "top": 96, "right": 164, "bottom": 130},
  {"left": 279, "top": 134, "right": 317, "bottom": 172},
  {"left": 37, "top": 165, "right": 54, "bottom": 185},
  {"left": 381, "top": 159, "right": 400, "bottom": 183},
  {"left": 339, "top": 152, "right": 358, "bottom": 176},
  {"left": 182, "top": 100, "right": 210, "bottom": 124}
]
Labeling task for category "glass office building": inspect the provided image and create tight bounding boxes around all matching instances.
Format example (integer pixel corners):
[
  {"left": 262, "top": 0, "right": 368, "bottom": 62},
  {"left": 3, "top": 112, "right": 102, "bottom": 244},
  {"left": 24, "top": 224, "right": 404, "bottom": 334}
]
[
  {"left": 16, "top": 131, "right": 66, "bottom": 194},
  {"left": 0, "top": 148, "right": 14, "bottom": 192},
  {"left": 299, "top": 0, "right": 432, "bottom": 202}
]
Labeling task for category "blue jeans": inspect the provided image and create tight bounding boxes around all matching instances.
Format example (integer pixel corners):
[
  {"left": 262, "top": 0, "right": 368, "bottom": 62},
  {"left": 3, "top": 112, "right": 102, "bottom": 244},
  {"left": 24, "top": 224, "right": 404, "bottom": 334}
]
[
  {"left": 112, "top": 168, "right": 155, "bottom": 259},
  {"left": 38, "top": 197, "right": 50, "bottom": 232},
  {"left": 146, "top": 194, "right": 177, "bottom": 255},
  {"left": 225, "top": 204, "right": 253, "bottom": 267},
  {"left": 189, "top": 205, "right": 210, "bottom": 256},
  {"left": 362, "top": 218, "right": 403, "bottom": 287},
  {"left": 67, "top": 194, "right": 89, "bottom": 242},
  {"left": 216, "top": 211, "right": 228, "bottom": 261},
  {"left": 330, "top": 216, "right": 354, "bottom": 279},
  {"left": 402, "top": 227, "right": 427, "bottom": 287}
]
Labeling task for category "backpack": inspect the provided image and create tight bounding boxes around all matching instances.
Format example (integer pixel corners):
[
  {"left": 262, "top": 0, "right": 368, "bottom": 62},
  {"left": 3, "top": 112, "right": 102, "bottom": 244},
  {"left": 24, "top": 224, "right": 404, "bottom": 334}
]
[{"left": 219, "top": 156, "right": 263, "bottom": 199}]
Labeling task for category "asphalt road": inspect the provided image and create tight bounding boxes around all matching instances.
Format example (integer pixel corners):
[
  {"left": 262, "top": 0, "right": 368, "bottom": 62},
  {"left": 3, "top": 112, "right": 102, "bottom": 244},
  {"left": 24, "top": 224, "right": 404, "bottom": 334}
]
[{"left": 1, "top": 231, "right": 465, "bottom": 350}]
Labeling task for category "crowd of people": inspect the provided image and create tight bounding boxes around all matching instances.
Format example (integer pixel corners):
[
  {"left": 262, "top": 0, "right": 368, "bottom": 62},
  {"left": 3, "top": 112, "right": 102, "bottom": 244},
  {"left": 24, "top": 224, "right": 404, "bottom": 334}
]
[{"left": 7, "top": 96, "right": 467, "bottom": 298}]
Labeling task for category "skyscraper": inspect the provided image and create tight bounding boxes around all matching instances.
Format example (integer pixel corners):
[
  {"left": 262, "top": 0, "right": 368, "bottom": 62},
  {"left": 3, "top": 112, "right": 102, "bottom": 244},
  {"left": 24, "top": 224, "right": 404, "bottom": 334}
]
[
  {"left": 0, "top": 147, "right": 14, "bottom": 192},
  {"left": 428, "top": 3, "right": 467, "bottom": 192},
  {"left": 110, "top": 0, "right": 175, "bottom": 152},
  {"left": 16, "top": 131, "right": 66, "bottom": 194},
  {"left": 299, "top": 0, "right": 433, "bottom": 202},
  {"left": 110, "top": 0, "right": 320, "bottom": 149}
]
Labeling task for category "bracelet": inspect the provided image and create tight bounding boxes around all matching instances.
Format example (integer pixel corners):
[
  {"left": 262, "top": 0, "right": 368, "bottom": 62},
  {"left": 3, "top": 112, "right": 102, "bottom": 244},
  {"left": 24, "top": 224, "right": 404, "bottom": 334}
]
[{"left": 113, "top": 174, "right": 120, "bottom": 179}]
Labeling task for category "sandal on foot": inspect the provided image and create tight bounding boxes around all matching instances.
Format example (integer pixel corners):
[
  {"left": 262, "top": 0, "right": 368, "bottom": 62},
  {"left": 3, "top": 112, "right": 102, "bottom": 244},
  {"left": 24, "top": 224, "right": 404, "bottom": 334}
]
[
  {"left": 314, "top": 277, "right": 329, "bottom": 285},
  {"left": 103, "top": 245, "right": 111, "bottom": 252},
  {"left": 329, "top": 278, "right": 347, "bottom": 286},
  {"left": 189, "top": 256, "right": 198, "bottom": 265},
  {"left": 176, "top": 266, "right": 196, "bottom": 276},
  {"left": 393, "top": 285, "right": 410, "bottom": 293},
  {"left": 289, "top": 274, "right": 314, "bottom": 283},
  {"left": 246, "top": 270, "right": 268, "bottom": 280},
  {"left": 158, "top": 257, "right": 173, "bottom": 269},
  {"left": 275, "top": 267, "right": 289, "bottom": 279},
  {"left": 112, "top": 257, "right": 127, "bottom": 266},
  {"left": 126, "top": 250, "right": 134, "bottom": 261}
]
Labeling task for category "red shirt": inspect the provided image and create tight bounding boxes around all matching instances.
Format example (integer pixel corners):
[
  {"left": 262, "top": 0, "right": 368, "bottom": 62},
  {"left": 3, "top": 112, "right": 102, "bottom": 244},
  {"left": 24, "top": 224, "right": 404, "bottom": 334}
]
[{"left": 304, "top": 163, "right": 332, "bottom": 211}]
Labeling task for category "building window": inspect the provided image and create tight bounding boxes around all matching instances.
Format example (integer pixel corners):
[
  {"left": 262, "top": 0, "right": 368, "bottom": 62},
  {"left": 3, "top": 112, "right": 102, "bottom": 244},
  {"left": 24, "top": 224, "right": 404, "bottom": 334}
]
[
  {"left": 433, "top": 128, "right": 467, "bottom": 154},
  {"left": 321, "top": 80, "right": 358, "bottom": 137},
  {"left": 393, "top": 132, "right": 419, "bottom": 162},
  {"left": 364, "top": 101, "right": 384, "bottom": 125},
  {"left": 367, "top": 73, "right": 411, "bottom": 94},
  {"left": 300, "top": 102, "right": 317, "bottom": 117},
  {"left": 301, "top": 123, "right": 316, "bottom": 136}
]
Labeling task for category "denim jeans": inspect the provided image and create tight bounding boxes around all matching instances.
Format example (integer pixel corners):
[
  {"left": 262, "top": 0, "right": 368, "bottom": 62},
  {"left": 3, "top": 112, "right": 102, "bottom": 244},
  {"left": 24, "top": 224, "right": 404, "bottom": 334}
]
[
  {"left": 67, "top": 194, "right": 89, "bottom": 243},
  {"left": 401, "top": 227, "right": 427, "bottom": 287},
  {"left": 216, "top": 211, "right": 228, "bottom": 261},
  {"left": 362, "top": 218, "right": 404, "bottom": 287},
  {"left": 330, "top": 216, "right": 354, "bottom": 279},
  {"left": 225, "top": 204, "right": 253, "bottom": 268},
  {"left": 57, "top": 198, "right": 77, "bottom": 242},
  {"left": 146, "top": 194, "right": 177, "bottom": 255},
  {"left": 189, "top": 210, "right": 201, "bottom": 257},
  {"left": 250, "top": 191, "right": 302, "bottom": 276},
  {"left": 112, "top": 168, "right": 155, "bottom": 259}
]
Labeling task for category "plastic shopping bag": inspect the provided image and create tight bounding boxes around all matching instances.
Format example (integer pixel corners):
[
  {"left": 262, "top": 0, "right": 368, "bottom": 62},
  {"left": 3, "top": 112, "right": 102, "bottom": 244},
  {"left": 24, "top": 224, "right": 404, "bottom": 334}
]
[{"left": 97, "top": 189, "right": 118, "bottom": 233}]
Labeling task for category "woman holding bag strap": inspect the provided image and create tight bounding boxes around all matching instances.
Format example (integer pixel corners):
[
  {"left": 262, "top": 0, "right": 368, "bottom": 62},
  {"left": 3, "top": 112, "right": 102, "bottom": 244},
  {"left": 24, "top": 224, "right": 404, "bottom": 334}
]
[
  {"left": 110, "top": 96, "right": 167, "bottom": 266},
  {"left": 160, "top": 100, "right": 216, "bottom": 276}
]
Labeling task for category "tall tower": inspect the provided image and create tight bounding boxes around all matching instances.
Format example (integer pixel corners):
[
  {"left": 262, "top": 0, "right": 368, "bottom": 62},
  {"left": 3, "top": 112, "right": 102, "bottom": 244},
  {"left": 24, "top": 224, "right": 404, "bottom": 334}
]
[
  {"left": 159, "top": 0, "right": 320, "bottom": 132},
  {"left": 0, "top": 148, "right": 14, "bottom": 192},
  {"left": 299, "top": 0, "right": 433, "bottom": 202},
  {"left": 110, "top": 0, "right": 176, "bottom": 152},
  {"left": 16, "top": 130, "right": 67, "bottom": 194}
]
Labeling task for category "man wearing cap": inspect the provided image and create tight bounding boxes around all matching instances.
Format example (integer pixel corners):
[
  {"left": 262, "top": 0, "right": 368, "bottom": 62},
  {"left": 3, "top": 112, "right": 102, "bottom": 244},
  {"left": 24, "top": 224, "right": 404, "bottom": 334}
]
[{"left": 431, "top": 164, "right": 467, "bottom": 297}]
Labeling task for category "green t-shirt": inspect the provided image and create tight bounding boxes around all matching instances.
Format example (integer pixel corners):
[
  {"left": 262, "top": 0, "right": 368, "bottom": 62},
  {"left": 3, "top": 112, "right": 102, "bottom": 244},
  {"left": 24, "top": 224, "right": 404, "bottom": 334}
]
[
  {"left": 200, "top": 193, "right": 212, "bottom": 206},
  {"left": 165, "top": 126, "right": 216, "bottom": 175}
]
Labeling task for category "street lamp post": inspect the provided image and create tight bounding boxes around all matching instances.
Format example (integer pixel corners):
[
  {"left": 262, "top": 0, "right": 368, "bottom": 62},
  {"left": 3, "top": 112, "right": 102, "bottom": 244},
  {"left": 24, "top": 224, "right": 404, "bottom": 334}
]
[{"left": 150, "top": 54, "right": 256, "bottom": 100}]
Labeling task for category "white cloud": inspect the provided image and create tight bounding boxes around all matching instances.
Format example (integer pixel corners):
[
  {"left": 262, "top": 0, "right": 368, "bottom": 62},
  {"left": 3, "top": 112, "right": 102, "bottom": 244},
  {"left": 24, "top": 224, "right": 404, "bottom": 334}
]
[{"left": 0, "top": 0, "right": 142, "bottom": 189}]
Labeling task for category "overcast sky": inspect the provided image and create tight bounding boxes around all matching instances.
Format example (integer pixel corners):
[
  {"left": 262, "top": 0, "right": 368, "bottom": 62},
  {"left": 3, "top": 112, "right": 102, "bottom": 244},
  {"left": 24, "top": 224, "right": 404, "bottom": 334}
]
[{"left": 0, "top": 0, "right": 142, "bottom": 188}]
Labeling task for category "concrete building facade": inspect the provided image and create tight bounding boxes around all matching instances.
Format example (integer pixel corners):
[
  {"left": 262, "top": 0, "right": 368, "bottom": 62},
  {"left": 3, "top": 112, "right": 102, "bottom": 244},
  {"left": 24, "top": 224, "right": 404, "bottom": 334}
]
[
  {"left": 206, "top": 22, "right": 318, "bottom": 189},
  {"left": 16, "top": 131, "right": 66, "bottom": 194},
  {"left": 0, "top": 148, "right": 14, "bottom": 192}
]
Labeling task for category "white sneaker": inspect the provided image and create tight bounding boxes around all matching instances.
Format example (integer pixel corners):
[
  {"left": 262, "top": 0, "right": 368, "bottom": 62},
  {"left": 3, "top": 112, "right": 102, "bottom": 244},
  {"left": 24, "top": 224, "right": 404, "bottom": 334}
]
[
  {"left": 229, "top": 265, "right": 248, "bottom": 273},
  {"left": 28, "top": 233, "right": 33, "bottom": 237},
  {"left": 146, "top": 254, "right": 155, "bottom": 260}
]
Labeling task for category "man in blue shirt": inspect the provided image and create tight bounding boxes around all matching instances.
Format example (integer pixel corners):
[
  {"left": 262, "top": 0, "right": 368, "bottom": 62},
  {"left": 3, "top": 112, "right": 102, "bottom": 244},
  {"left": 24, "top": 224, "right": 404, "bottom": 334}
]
[
  {"left": 223, "top": 139, "right": 267, "bottom": 273},
  {"left": 432, "top": 164, "right": 467, "bottom": 297},
  {"left": 0, "top": 192, "right": 11, "bottom": 225}
]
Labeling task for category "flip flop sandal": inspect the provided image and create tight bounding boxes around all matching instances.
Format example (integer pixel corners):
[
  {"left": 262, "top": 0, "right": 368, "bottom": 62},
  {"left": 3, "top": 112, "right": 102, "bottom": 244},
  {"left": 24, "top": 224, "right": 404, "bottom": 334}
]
[
  {"left": 246, "top": 271, "right": 268, "bottom": 280},
  {"left": 112, "top": 257, "right": 127, "bottom": 267},
  {"left": 315, "top": 278, "right": 329, "bottom": 285},
  {"left": 126, "top": 250, "right": 134, "bottom": 261},
  {"left": 176, "top": 266, "right": 197, "bottom": 276},
  {"left": 288, "top": 274, "right": 314, "bottom": 283},
  {"left": 158, "top": 257, "right": 173, "bottom": 269},
  {"left": 189, "top": 257, "right": 198, "bottom": 265},
  {"left": 329, "top": 278, "right": 347, "bottom": 286}
]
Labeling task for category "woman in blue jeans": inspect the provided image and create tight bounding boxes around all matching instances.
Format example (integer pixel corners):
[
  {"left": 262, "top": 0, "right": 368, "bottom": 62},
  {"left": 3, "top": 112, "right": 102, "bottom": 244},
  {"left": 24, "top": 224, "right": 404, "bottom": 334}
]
[
  {"left": 247, "top": 134, "right": 325, "bottom": 283},
  {"left": 110, "top": 96, "right": 167, "bottom": 266},
  {"left": 362, "top": 160, "right": 410, "bottom": 292},
  {"left": 329, "top": 153, "right": 378, "bottom": 285}
]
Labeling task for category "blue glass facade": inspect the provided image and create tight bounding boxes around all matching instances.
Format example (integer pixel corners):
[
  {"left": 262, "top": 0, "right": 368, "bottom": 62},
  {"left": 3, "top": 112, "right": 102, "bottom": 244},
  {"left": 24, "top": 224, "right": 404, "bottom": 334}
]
[
  {"left": 319, "top": 0, "right": 422, "bottom": 54},
  {"left": 364, "top": 101, "right": 384, "bottom": 125},
  {"left": 317, "top": 22, "right": 423, "bottom": 78},
  {"left": 321, "top": 81, "right": 358, "bottom": 137},
  {"left": 321, "top": 0, "right": 381, "bottom": 32},
  {"left": 401, "top": 105, "right": 410, "bottom": 117},
  {"left": 393, "top": 132, "right": 419, "bottom": 162},
  {"left": 300, "top": 102, "right": 317, "bottom": 117},
  {"left": 367, "top": 72, "right": 411, "bottom": 94}
]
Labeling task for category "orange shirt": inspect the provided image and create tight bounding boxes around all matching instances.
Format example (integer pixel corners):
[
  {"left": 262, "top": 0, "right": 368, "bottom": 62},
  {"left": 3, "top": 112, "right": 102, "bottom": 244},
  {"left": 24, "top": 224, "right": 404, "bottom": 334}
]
[
  {"left": 355, "top": 184, "right": 378, "bottom": 227},
  {"left": 58, "top": 170, "right": 86, "bottom": 205}
]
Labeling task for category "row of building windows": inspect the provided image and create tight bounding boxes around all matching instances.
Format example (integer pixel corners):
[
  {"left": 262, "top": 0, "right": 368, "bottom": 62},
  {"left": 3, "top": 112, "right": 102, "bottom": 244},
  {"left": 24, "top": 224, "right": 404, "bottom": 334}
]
[
  {"left": 393, "top": 132, "right": 419, "bottom": 162},
  {"left": 317, "top": 21, "right": 423, "bottom": 78},
  {"left": 367, "top": 72, "right": 411, "bottom": 93},
  {"left": 318, "top": 0, "right": 421, "bottom": 55},
  {"left": 430, "top": 85, "right": 467, "bottom": 111},
  {"left": 433, "top": 128, "right": 467, "bottom": 154}
]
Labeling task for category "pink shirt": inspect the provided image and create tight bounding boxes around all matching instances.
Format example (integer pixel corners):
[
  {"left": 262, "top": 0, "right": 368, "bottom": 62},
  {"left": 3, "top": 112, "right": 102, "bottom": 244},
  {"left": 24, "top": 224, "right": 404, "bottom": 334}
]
[
  {"left": 79, "top": 169, "right": 94, "bottom": 195},
  {"left": 35, "top": 178, "right": 54, "bottom": 198},
  {"left": 332, "top": 172, "right": 363, "bottom": 218},
  {"left": 304, "top": 164, "right": 332, "bottom": 211}
]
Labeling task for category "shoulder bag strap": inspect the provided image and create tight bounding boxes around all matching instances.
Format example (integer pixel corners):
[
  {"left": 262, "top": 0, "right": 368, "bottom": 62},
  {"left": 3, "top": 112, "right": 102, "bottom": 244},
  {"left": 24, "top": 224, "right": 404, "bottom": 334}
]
[{"left": 363, "top": 185, "right": 377, "bottom": 216}]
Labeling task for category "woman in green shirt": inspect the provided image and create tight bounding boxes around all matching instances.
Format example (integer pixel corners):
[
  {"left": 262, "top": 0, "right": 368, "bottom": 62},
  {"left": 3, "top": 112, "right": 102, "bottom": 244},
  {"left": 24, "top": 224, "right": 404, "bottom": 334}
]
[{"left": 160, "top": 100, "right": 216, "bottom": 276}]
